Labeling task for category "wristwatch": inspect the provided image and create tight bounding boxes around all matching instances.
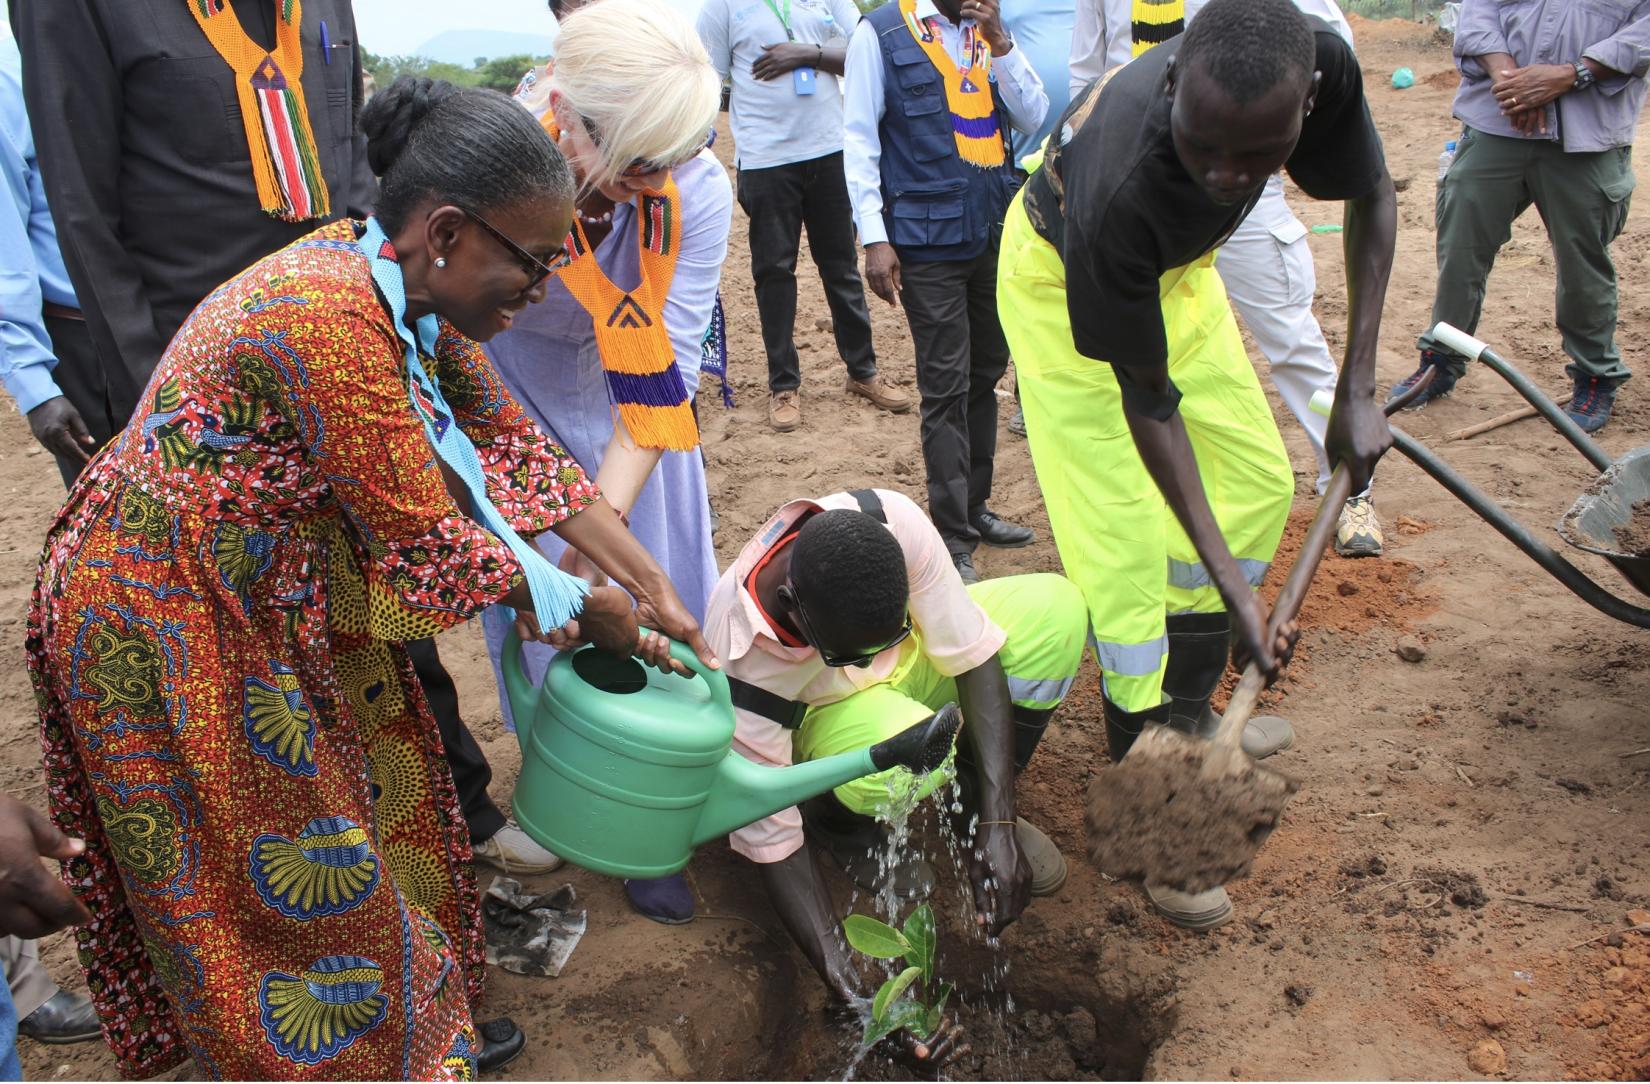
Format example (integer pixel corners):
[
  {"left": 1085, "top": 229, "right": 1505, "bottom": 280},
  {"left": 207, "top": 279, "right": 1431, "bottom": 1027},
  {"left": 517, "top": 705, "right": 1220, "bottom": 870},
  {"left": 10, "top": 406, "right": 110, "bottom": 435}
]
[{"left": 1573, "top": 61, "right": 1597, "bottom": 91}]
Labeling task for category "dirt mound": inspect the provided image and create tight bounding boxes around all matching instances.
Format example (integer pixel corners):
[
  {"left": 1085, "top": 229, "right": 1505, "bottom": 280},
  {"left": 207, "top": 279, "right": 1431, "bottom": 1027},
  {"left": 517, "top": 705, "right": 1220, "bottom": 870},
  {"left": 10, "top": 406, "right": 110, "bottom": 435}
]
[
  {"left": 1554, "top": 926, "right": 1650, "bottom": 1081},
  {"left": 1087, "top": 731, "right": 1298, "bottom": 893},
  {"left": 1611, "top": 498, "right": 1650, "bottom": 557}
]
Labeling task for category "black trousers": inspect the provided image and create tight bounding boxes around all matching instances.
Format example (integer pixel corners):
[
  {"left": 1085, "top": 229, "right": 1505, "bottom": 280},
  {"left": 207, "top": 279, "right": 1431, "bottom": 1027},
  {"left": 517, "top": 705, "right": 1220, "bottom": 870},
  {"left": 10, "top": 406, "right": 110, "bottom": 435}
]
[
  {"left": 898, "top": 240, "right": 1011, "bottom": 557},
  {"left": 43, "top": 315, "right": 124, "bottom": 489},
  {"left": 737, "top": 151, "right": 878, "bottom": 393},
  {"left": 404, "top": 637, "right": 506, "bottom": 844}
]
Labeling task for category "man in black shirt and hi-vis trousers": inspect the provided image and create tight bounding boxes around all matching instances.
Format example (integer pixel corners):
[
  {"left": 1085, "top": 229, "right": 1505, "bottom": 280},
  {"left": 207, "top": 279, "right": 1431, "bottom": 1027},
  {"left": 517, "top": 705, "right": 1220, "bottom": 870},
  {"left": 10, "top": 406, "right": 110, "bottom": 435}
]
[{"left": 997, "top": 0, "right": 1397, "bottom": 930}]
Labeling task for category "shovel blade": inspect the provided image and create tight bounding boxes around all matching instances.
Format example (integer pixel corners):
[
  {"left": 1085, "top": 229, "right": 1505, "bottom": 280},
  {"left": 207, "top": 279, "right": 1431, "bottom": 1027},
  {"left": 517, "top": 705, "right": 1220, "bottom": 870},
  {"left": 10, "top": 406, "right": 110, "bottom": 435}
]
[{"left": 1086, "top": 725, "right": 1299, "bottom": 894}]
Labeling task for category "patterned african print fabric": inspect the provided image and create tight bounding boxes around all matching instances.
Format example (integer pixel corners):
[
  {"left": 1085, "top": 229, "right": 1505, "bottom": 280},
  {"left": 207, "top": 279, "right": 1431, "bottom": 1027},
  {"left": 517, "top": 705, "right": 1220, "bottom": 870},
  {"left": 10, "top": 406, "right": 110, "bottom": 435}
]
[
  {"left": 26, "top": 218, "right": 599, "bottom": 1080},
  {"left": 701, "top": 292, "right": 734, "bottom": 409}
]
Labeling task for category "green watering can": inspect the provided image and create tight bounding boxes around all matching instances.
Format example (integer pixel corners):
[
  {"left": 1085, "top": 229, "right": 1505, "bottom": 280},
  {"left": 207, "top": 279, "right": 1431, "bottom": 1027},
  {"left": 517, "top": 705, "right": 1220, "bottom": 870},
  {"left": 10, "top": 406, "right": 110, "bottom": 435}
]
[{"left": 501, "top": 630, "right": 961, "bottom": 879}]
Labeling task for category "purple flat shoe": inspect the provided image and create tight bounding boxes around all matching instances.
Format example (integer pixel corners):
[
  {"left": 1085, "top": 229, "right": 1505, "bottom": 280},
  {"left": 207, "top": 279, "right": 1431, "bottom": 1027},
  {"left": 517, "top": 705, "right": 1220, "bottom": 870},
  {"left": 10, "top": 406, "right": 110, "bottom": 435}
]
[{"left": 624, "top": 873, "right": 695, "bottom": 925}]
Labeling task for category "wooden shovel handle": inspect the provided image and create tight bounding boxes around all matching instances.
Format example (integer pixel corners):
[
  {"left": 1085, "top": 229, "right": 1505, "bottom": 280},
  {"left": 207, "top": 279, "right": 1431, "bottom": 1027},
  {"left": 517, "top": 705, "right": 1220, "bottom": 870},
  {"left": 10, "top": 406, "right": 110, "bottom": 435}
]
[{"left": 1211, "top": 464, "right": 1354, "bottom": 750}]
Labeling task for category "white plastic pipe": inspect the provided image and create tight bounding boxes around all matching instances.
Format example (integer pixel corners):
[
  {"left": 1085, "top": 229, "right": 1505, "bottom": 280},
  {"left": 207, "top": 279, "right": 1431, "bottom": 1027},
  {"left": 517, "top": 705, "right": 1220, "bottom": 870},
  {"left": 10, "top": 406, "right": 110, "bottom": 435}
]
[{"left": 1429, "top": 322, "right": 1488, "bottom": 362}]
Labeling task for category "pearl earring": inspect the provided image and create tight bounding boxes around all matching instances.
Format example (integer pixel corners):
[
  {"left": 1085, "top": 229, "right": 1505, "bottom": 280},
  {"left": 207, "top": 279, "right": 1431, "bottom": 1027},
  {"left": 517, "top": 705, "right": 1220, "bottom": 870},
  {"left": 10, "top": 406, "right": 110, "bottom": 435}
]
[{"left": 435, "top": 257, "right": 447, "bottom": 268}]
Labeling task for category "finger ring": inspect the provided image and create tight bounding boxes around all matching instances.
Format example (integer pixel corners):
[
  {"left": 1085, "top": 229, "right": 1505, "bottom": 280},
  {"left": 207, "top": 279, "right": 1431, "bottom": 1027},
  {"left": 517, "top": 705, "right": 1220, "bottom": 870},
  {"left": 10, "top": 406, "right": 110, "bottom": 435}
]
[{"left": 1511, "top": 97, "right": 1518, "bottom": 106}]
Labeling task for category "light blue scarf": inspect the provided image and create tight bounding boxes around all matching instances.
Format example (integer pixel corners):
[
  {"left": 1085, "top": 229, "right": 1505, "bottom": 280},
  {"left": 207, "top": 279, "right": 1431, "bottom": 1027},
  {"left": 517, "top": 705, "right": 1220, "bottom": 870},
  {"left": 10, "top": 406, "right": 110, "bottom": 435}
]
[{"left": 360, "top": 216, "right": 589, "bottom": 629}]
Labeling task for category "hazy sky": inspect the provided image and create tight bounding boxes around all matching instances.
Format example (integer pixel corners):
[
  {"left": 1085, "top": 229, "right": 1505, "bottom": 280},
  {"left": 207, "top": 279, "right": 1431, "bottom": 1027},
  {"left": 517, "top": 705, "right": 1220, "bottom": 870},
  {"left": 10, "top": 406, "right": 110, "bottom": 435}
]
[
  {"left": 353, "top": 0, "right": 706, "bottom": 57},
  {"left": 0, "top": 1, "right": 706, "bottom": 59}
]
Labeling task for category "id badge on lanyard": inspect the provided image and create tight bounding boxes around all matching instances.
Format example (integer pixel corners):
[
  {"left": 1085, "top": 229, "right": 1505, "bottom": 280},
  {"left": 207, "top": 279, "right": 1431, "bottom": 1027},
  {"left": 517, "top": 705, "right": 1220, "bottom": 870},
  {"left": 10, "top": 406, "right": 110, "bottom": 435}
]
[{"left": 763, "top": 0, "right": 818, "bottom": 95}]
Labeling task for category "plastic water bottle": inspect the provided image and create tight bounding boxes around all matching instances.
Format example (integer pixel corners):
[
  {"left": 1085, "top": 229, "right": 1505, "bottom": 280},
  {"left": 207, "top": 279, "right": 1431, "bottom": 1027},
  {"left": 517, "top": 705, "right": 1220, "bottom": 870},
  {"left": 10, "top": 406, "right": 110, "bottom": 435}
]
[{"left": 1437, "top": 140, "right": 1458, "bottom": 183}]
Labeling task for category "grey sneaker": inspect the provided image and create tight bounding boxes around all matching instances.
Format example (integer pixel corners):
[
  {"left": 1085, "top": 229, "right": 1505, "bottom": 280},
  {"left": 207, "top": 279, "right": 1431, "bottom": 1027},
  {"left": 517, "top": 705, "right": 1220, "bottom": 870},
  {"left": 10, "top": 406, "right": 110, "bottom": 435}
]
[
  {"left": 1014, "top": 816, "right": 1068, "bottom": 896},
  {"left": 473, "top": 818, "right": 564, "bottom": 875},
  {"left": 1143, "top": 882, "right": 1233, "bottom": 930},
  {"left": 1241, "top": 715, "right": 1295, "bottom": 760},
  {"left": 1335, "top": 496, "right": 1384, "bottom": 557}
]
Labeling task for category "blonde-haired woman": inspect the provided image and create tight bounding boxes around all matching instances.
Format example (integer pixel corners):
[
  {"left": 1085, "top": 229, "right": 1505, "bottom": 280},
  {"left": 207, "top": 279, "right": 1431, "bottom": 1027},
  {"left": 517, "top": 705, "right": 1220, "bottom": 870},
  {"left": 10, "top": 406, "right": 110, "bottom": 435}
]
[{"left": 482, "top": 0, "right": 730, "bottom": 923}]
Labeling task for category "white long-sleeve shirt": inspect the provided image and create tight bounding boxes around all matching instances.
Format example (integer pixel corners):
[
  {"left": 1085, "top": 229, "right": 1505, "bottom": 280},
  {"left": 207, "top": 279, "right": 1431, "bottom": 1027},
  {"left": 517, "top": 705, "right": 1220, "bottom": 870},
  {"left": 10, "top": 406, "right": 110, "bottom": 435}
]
[
  {"left": 1068, "top": 0, "right": 1353, "bottom": 97},
  {"left": 842, "top": 0, "right": 1048, "bottom": 246}
]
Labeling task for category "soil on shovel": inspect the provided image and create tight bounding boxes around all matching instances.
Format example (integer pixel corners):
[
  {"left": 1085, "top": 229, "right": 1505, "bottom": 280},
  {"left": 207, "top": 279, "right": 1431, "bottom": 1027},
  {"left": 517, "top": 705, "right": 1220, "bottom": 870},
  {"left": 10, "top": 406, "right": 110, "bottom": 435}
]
[
  {"left": 1611, "top": 498, "right": 1650, "bottom": 556},
  {"left": 1086, "top": 735, "right": 1300, "bottom": 893}
]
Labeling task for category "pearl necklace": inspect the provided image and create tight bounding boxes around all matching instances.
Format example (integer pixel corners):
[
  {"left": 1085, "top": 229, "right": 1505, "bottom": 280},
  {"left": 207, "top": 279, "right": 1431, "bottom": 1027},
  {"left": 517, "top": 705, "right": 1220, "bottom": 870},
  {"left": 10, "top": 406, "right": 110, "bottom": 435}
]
[{"left": 578, "top": 202, "right": 615, "bottom": 227}]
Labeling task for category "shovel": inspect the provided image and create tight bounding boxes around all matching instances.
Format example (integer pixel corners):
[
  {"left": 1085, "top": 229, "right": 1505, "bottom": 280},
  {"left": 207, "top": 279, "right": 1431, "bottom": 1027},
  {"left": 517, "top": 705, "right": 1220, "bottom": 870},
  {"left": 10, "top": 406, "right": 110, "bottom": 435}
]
[{"left": 1087, "top": 378, "right": 1431, "bottom": 893}]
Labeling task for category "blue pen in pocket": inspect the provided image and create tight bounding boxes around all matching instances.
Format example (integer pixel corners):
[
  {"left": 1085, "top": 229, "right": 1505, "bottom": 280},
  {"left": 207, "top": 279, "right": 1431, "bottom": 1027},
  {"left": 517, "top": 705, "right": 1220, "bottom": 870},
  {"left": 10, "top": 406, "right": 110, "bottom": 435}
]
[{"left": 319, "top": 19, "right": 331, "bottom": 62}]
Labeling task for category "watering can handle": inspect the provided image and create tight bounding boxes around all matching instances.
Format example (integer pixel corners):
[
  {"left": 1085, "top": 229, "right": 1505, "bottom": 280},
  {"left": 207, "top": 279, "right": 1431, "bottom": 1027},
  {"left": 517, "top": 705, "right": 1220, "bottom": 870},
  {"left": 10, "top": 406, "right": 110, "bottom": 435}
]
[
  {"left": 658, "top": 635, "right": 732, "bottom": 708},
  {"left": 500, "top": 626, "right": 535, "bottom": 738},
  {"left": 500, "top": 626, "right": 732, "bottom": 718}
]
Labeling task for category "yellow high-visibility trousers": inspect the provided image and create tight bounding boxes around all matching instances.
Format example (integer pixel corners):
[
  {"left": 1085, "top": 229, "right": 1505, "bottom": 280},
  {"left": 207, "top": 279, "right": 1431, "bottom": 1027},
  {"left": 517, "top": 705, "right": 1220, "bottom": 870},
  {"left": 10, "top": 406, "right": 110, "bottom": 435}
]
[
  {"left": 795, "top": 573, "right": 1088, "bottom": 815},
  {"left": 997, "top": 192, "right": 1293, "bottom": 712}
]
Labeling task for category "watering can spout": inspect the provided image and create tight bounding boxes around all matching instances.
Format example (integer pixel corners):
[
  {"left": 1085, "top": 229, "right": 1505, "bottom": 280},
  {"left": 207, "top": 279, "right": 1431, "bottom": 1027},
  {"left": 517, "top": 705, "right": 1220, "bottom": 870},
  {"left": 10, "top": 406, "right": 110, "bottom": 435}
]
[{"left": 692, "top": 704, "right": 963, "bottom": 846}]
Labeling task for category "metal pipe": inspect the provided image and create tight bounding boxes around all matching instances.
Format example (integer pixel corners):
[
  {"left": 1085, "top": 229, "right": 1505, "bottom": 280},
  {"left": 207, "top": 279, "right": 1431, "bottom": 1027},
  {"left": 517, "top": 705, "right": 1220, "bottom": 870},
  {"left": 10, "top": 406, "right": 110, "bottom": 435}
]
[
  {"left": 1476, "top": 348, "right": 1613, "bottom": 472},
  {"left": 1425, "top": 323, "right": 1612, "bottom": 472},
  {"left": 1390, "top": 427, "right": 1650, "bottom": 628}
]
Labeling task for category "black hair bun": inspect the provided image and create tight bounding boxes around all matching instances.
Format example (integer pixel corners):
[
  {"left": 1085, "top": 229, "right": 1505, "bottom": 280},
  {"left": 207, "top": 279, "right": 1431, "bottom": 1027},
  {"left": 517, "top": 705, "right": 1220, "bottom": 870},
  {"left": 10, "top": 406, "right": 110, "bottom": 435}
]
[{"left": 361, "top": 76, "right": 463, "bottom": 177}]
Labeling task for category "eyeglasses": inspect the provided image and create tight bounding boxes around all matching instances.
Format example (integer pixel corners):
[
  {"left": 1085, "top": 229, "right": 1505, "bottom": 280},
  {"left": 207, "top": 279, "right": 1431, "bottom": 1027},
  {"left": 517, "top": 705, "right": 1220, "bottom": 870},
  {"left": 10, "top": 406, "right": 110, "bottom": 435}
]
[
  {"left": 778, "top": 581, "right": 914, "bottom": 669},
  {"left": 464, "top": 209, "right": 558, "bottom": 289},
  {"left": 579, "top": 114, "right": 714, "bottom": 180}
]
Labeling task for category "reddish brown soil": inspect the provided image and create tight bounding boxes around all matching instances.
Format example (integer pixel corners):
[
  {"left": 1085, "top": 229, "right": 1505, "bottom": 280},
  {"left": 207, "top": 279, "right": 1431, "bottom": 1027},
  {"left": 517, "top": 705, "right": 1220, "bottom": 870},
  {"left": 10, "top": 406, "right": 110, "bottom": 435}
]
[{"left": 5, "top": 16, "right": 1648, "bottom": 1083}]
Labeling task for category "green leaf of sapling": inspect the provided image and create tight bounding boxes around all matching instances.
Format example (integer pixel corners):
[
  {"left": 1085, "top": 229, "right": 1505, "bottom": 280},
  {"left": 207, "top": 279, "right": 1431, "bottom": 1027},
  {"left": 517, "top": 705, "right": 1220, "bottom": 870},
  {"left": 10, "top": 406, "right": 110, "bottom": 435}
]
[
  {"left": 902, "top": 903, "right": 936, "bottom": 981},
  {"left": 884, "top": 1000, "right": 933, "bottom": 1040},
  {"left": 843, "top": 914, "right": 912, "bottom": 959},
  {"left": 872, "top": 966, "right": 924, "bottom": 1023}
]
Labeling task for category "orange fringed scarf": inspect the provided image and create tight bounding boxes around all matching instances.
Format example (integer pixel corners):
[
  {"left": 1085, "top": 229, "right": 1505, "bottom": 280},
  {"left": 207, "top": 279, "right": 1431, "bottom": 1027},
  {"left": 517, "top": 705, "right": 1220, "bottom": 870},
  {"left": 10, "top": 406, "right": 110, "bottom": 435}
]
[
  {"left": 187, "top": 0, "right": 331, "bottom": 221},
  {"left": 899, "top": 0, "right": 1004, "bottom": 169},
  {"left": 539, "top": 114, "right": 698, "bottom": 452}
]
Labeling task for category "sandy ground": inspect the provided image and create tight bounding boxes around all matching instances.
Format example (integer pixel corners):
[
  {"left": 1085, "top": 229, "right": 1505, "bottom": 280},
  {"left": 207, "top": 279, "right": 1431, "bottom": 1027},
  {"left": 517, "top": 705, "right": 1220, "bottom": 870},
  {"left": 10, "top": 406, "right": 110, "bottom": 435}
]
[{"left": 7, "top": 16, "right": 1649, "bottom": 1081}]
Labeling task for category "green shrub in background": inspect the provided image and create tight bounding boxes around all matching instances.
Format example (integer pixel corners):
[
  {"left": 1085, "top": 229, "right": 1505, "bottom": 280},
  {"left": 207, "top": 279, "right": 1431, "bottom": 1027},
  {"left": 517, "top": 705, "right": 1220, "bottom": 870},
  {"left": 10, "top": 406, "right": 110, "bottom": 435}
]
[
  {"left": 362, "top": 51, "right": 546, "bottom": 94},
  {"left": 1343, "top": 0, "right": 1448, "bottom": 18}
]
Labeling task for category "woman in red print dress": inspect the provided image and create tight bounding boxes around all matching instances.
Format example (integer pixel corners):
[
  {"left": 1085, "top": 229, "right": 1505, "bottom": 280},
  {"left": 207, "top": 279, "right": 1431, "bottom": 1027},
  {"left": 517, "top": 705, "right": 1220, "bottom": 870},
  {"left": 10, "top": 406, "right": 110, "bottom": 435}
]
[{"left": 24, "top": 79, "right": 713, "bottom": 1081}]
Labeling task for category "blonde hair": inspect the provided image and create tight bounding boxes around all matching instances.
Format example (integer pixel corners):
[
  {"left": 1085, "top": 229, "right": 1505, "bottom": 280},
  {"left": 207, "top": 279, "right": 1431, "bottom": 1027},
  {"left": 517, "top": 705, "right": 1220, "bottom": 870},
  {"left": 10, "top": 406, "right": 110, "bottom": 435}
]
[{"left": 548, "top": 0, "right": 721, "bottom": 191}]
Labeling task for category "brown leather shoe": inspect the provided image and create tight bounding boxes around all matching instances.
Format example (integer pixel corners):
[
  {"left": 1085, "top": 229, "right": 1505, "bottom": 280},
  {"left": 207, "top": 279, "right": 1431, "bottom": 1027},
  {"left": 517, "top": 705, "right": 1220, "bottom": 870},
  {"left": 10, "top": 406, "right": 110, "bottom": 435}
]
[
  {"left": 846, "top": 375, "right": 912, "bottom": 413},
  {"left": 768, "top": 390, "right": 801, "bottom": 432}
]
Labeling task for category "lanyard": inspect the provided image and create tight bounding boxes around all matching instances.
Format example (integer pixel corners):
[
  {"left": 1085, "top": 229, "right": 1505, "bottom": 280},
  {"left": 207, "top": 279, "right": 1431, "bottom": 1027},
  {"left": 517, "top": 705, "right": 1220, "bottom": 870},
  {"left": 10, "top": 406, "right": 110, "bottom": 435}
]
[{"left": 762, "top": 0, "right": 795, "bottom": 40}]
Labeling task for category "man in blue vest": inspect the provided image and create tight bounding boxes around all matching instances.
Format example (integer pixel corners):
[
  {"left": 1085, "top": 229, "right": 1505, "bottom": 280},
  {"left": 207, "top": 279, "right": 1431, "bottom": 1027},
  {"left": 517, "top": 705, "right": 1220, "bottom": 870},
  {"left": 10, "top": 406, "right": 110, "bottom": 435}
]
[{"left": 842, "top": 0, "right": 1047, "bottom": 584}]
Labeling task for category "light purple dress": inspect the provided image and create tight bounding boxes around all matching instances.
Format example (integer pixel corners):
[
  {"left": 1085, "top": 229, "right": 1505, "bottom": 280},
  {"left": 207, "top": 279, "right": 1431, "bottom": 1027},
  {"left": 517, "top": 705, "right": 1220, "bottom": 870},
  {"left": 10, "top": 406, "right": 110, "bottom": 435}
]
[{"left": 482, "top": 151, "right": 732, "bottom": 728}]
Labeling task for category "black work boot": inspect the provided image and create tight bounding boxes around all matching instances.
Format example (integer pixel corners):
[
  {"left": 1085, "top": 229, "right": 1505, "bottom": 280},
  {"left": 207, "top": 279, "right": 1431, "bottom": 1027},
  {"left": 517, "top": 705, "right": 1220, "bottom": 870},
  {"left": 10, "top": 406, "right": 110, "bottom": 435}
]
[
  {"left": 1101, "top": 696, "right": 1171, "bottom": 763},
  {"left": 1161, "top": 612, "right": 1295, "bottom": 759},
  {"left": 802, "top": 792, "right": 935, "bottom": 900},
  {"left": 950, "top": 704, "right": 1067, "bottom": 896},
  {"left": 1161, "top": 612, "right": 1231, "bottom": 740},
  {"left": 1011, "top": 705, "right": 1053, "bottom": 770}
]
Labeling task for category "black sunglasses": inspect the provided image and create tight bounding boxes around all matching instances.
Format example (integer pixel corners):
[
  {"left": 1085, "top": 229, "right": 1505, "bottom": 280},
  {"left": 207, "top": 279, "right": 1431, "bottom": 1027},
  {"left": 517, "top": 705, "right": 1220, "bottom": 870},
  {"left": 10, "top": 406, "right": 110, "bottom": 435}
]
[
  {"left": 778, "top": 581, "right": 913, "bottom": 669},
  {"left": 465, "top": 209, "right": 558, "bottom": 289},
  {"left": 579, "top": 113, "right": 714, "bottom": 180}
]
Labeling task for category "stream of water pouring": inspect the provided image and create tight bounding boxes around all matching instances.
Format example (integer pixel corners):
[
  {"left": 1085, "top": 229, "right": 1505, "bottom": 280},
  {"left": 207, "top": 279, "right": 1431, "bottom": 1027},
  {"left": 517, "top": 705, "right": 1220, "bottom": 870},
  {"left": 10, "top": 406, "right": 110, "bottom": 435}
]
[{"left": 833, "top": 769, "right": 1031, "bottom": 1079}]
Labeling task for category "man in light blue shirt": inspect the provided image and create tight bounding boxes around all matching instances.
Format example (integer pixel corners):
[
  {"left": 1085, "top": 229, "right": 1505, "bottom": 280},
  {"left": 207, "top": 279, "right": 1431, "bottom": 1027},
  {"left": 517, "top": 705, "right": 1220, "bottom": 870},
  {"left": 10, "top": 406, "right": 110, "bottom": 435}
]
[
  {"left": 0, "top": 37, "right": 107, "bottom": 486},
  {"left": 999, "top": 0, "right": 1074, "bottom": 172},
  {"left": 697, "top": 0, "right": 911, "bottom": 432}
]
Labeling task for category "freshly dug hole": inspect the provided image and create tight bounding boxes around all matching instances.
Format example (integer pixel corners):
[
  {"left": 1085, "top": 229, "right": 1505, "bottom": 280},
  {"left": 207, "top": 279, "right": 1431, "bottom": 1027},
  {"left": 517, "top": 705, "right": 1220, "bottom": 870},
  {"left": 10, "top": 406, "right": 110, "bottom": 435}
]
[{"left": 1086, "top": 734, "right": 1299, "bottom": 893}]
